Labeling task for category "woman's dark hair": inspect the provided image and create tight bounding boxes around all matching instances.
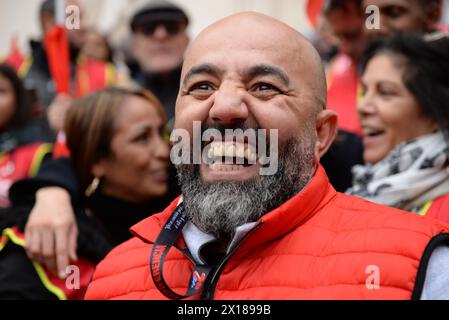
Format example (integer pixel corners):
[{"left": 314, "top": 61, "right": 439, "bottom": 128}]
[
  {"left": 0, "top": 64, "right": 32, "bottom": 131},
  {"left": 359, "top": 32, "right": 449, "bottom": 138}
]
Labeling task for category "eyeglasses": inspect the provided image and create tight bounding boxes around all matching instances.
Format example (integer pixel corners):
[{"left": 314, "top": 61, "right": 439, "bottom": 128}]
[{"left": 136, "top": 20, "right": 184, "bottom": 37}]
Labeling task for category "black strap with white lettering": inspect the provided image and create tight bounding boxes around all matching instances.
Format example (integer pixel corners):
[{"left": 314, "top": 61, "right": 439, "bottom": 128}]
[{"left": 149, "top": 203, "right": 214, "bottom": 300}]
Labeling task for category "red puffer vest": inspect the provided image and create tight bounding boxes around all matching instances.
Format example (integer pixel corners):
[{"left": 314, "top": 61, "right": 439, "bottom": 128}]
[
  {"left": 85, "top": 165, "right": 449, "bottom": 300},
  {"left": 419, "top": 193, "right": 449, "bottom": 224}
]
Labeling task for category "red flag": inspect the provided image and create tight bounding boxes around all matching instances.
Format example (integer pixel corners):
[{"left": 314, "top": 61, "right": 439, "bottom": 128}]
[
  {"left": 44, "top": 26, "right": 71, "bottom": 95},
  {"left": 44, "top": 0, "right": 71, "bottom": 94},
  {"left": 306, "top": 0, "right": 325, "bottom": 28}
]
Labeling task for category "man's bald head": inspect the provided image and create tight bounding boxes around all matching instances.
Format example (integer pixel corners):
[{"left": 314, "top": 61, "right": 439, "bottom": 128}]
[{"left": 182, "top": 12, "right": 327, "bottom": 111}]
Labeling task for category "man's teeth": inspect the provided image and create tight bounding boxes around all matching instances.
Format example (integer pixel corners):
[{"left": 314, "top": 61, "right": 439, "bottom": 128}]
[
  {"left": 207, "top": 142, "right": 257, "bottom": 162},
  {"left": 209, "top": 163, "right": 245, "bottom": 171}
]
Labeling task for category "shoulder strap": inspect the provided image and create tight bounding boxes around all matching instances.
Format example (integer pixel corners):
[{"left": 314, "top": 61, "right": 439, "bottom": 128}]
[
  {"left": 149, "top": 203, "right": 214, "bottom": 300},
  {"left": 412, "top": 233, "right": 449, "bottom": 300}
]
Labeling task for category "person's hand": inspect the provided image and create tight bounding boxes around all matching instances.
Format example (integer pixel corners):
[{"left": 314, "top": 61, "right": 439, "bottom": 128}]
[
  {"left": 47, "top": 94, "right": 73, "bottom": 133},
  {"left": 24, "top": 187, "right": 78, "bottom": 279}
]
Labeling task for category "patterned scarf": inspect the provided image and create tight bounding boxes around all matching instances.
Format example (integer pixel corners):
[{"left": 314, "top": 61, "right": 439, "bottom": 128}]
[{"left": 346, "top": 132, "right": 449, "bottom": 210}]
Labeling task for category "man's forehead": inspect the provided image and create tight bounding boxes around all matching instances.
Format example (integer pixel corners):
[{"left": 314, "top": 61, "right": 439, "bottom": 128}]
[
  {"left": 182, "top": 32, "right": 303, "bottom": 80},
  {"left": 185, "top": 40, "right": 288, "bottom": 67}
]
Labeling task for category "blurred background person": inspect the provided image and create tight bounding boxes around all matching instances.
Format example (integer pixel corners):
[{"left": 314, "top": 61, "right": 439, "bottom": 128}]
[
  {"left": 79, "top": 30, "right": 114, "bottom": 63},
  {"left": 21, "top": 0, "right": 86, "bottom": 140},
  {"left": 75, "top": 29, "right": 129, "bottom": 99},
  {"left": 21, "top": 0, "right": 128, "bottom": 137},
  {"left": 320, "top": 0, "right": 444, "bottom": 136},
  {"left": 0, "top": 64, "right": 51, "bottom": 208},
  {"left": 126, "top": 0, "right": 189, "bottom": 129},
  {"left": 306, "top": 0, "right": 366, "bottom": 192},
  {"left": 363, "top": 0, "right": 443, "bottom": 39},
  {"left": 322, "top": 0, "right": 367, "bottom": 136},
  {"left": 347, "top": 32, "right": 449, "bottom": 222},
  {"left": 314, "top": 0, "right": 446, "bottom": 191},
  {"left": 0, "top": 87, "right": 175, "bottom": 299},
  {"left": 308, "top": 15, "right": 340, "bottom": 65}
]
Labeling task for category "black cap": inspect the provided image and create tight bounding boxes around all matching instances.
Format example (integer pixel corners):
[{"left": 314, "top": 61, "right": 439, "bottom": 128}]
[{"left": 130, "top": 0, "right": 189, "bottom": 32}]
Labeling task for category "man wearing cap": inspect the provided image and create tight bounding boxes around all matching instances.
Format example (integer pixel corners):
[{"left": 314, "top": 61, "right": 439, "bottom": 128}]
[{"left": 128, "top": 0, "right": 189, "bottom": 128}]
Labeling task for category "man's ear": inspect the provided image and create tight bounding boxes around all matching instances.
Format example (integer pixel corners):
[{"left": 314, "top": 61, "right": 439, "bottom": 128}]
[{"left": 314, "top": 109, "right": 338, "bottom": 162}]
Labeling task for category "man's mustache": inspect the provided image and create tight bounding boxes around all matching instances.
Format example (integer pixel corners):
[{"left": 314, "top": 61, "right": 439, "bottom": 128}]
[
  {"left": 201, "top": 122, "right": 260, "bottom": 135},
  {"left": 200, "top": 122, "right": 274, "bottom": 149}
]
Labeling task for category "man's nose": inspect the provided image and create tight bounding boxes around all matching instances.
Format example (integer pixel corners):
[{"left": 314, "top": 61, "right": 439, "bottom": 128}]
[
  {"left": 209, "top": 85, "right": 248, "bottom": 124},
  {"left": 153, "top": 25, "right": 170, "bottom": 40}
]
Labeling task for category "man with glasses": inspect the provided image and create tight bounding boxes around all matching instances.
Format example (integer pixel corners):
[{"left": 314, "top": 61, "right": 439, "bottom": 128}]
[{"left": 128, "top": 0, "right": 190, "bottom": 128}]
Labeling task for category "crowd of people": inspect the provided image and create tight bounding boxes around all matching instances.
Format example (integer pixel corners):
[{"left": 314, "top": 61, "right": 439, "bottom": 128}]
[{"left": 1, "top": 0, "right": 449, "bottom": 300}]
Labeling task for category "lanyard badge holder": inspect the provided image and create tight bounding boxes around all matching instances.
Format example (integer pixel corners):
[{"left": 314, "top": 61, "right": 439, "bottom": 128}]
[{"left": 149, "top": 203, "right": 214, "bottom": 299}]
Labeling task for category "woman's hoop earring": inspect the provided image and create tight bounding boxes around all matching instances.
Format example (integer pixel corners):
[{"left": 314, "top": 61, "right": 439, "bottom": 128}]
[{"left": 85, "top": 177, "right": 100, "bottom": 197}]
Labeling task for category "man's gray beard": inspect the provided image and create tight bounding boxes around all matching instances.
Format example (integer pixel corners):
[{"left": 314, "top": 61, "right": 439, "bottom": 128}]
[{"left": 176, "top": 136, "right": 316, "bottom": 241}]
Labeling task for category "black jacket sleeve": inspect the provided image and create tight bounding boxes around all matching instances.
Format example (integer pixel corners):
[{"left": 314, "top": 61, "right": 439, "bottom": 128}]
[
  {"left": 0, "top": 243, "right": 58, "bottom": 300},
  {"left": 9, "top": 156, "right": 80, "bottom": 206}
]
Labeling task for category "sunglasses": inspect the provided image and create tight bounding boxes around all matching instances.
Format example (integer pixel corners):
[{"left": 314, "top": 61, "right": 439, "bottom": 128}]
[{"left": 136, "top": 20, "right": 184, "bottom": 36}]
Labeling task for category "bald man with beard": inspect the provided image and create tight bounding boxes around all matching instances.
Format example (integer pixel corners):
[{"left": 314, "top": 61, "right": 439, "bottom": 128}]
[{"left": 85, "top": 13, "right": 449, "bottom": 300}]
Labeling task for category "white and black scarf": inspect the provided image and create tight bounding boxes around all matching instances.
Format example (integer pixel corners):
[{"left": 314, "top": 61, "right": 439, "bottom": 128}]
[{"left": 346, "top": 132, "right": 449, "bottom": 211}]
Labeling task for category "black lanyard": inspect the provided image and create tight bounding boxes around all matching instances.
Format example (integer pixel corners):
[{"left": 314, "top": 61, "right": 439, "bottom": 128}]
[{"left": 149, "top": 203, "right": 214, "bottom": 300}]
